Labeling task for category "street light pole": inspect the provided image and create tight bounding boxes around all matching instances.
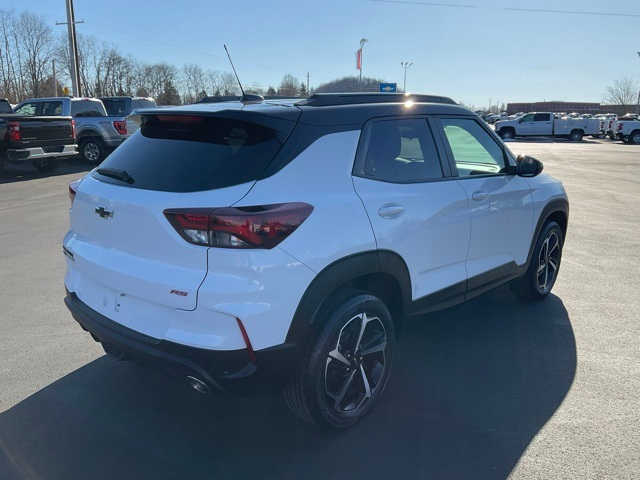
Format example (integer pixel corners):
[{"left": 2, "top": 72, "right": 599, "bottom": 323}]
[{"left": 401, "top": 62, "right": 413, "bottom": 92}]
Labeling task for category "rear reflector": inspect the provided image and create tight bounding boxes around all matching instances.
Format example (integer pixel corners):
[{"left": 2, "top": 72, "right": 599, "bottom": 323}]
[
  {"left": 164, "top": 203, "right": 314, "bottom": 249},
  {"left": 236, "top": 317, "right": 257, "bottom": 364}
]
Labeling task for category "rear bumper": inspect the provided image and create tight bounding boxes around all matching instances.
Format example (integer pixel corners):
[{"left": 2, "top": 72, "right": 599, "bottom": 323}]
[
  {"left": 7, "top": 144, "right": 77, "bottom": 161},
  {"left": 64, "top": 290, "right": 301, "bottom": 395}
]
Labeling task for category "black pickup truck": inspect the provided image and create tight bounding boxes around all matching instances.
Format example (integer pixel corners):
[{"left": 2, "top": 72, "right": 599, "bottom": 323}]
[{"left": 1, "top": 98, "right": 77, "bottom": 174}]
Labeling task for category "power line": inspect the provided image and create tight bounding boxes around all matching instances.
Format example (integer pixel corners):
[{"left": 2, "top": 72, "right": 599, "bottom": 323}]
[{"left": 369, "top": 0, "right": 640, "bottom": 18}]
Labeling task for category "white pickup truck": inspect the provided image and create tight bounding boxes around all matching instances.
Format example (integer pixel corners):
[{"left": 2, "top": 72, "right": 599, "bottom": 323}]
[
  {"left": 494, "top": 112, "right": 600, "bottom": 141},
  {"left": 615, "top": 117, "right": 640, "bottom": 144}
]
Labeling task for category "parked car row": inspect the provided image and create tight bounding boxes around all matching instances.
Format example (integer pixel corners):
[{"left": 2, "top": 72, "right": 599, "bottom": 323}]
[
  {"left": 1, "top": 95, "right": 157, "bottom": 174},
  {"left": 490, "top": 111, "right": 640, "bottom": 144},
  {"left": 0, "top": 97, "right": 76, "bottom": 174}
]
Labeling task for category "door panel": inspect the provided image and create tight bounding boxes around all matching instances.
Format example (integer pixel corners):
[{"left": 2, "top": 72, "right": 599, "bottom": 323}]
[
  {"left": 437, "top": 117, "right": 534, "bottom": 280},
  {"left": 353, "top": 118, "right": 470, "bottom": 301}
]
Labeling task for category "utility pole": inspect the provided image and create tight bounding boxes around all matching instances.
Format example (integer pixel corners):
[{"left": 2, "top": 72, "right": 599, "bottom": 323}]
[
  {"left": 401, "top": 62, "right": 413, "bottom": 92},
  {"left": 57, "top": 0, "right": 84, "bottom": 97},
  {"left": 52, "top": 60, "right": 57, "bottom": 96}
]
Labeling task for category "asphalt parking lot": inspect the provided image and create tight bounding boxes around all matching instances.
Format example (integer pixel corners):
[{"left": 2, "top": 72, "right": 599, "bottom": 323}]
[{"left": 1, "top": 138, "right": 639, "bottom": 479}]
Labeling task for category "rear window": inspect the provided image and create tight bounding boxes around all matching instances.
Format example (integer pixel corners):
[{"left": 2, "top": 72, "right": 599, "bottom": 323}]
[
  {"left": 93, "top": 115, "right": 286, "bottom": 192},
  {"left": 101, "top": 99, "right": 127, "bottom": 116},
  {"left": 133, "top": 99, "right": 156, "bottom": 109}
]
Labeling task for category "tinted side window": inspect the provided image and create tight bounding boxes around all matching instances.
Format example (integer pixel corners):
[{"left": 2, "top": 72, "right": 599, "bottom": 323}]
[
  {"left": 521, "top": 114, "right": 534, "bottom": 122},
  {"left": 71, "top": 100, "right": 106, "bottom": 117},
  {"left": 533, "top": 113, "right": 550, "bottom": 121},
  {"left": 93, "top": 115, "right": 285, "bottom": 193},
  {"left": 364, "top": 119, "right": 443, "bottom": 183},
  {"left": 440, "top": 118, "right": 508, "bottom": 176}
]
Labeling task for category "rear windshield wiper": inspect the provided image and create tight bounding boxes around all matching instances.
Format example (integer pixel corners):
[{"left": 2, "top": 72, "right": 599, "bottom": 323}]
[{"left": 96, "top": 167, "right": 134, "bottom": 184}]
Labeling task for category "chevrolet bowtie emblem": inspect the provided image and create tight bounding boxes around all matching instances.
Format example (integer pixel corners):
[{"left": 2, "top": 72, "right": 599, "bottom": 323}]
[{"left": 95, "top": 206, "right": 114, "bottom": 218}]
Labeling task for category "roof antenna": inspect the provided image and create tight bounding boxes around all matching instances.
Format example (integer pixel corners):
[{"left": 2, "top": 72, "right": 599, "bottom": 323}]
[{"left": 224, "top": 44, "right": 263, "bottom": 104}]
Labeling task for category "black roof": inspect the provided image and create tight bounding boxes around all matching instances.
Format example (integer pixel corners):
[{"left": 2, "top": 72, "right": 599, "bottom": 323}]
[
  {"left": 296, "top": 92, "right": 457, "bottom": 107},
  {"left": 138, "top": 93, "right": 472, "bottom": 128}
]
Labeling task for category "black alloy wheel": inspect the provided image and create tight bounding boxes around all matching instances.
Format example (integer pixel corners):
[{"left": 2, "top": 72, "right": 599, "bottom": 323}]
[
  {"left": 284, "top": 292, "right": 395, "bottom": 428},
  {"left": 510, "top": 221, "right": 563, "bottom": 300}
]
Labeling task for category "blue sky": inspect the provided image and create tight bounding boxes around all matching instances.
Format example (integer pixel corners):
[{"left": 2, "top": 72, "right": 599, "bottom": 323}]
[{"left": 26, "top": 0, "right": 640, "bottom": 109}]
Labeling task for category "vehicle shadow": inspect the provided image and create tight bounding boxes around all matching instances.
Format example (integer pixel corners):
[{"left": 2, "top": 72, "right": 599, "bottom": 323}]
[
  {"left": 0, "top": 287, "right": 575, "bottom": 480},
  {"left": 0, "top": 158, "right": 92, "bottom": 184}
]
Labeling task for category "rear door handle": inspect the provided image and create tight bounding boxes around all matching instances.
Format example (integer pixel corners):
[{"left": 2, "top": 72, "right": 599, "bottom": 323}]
[
  {"left": 472, "top": 190, "right": 489, "bottom": 202},
  {"left": 378, "top": 204, "right": 405, "bottom": 218}
]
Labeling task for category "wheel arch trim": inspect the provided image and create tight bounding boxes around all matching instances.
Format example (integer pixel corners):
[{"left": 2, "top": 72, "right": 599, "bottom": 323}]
[
  {"left": 284, "top": 250, "right": 411, "bottom": 346},
  {"left": 524, "top": 198, "right": 569, "bottom": 271}
]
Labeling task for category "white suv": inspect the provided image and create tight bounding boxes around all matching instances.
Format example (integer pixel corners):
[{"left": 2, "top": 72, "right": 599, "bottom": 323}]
[{"left": 63, "top": 93, "right": 569, "bottom": 428}]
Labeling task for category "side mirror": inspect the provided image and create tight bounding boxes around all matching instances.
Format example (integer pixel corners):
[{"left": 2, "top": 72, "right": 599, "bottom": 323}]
[{"left": 516, "top": 154, "right": 544, "bottom": 177}]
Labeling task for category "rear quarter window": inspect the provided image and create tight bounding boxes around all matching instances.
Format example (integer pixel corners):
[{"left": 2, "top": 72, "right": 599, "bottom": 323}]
[
  {"left": 93, "top": 115, "right": 286, "bottom": 192},
  {"left": 71, "top": 100, "right": 107, "bottom": 117}
]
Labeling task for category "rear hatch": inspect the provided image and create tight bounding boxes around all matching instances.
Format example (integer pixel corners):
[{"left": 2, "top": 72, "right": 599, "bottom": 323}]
[{"left": 66, "top": 106, "right": 299, "bottom": 314}]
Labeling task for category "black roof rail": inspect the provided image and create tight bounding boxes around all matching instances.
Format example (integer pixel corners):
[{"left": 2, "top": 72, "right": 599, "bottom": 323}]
[
  {"left": 295, "top": 93, "right": 458, "bottom": 107},
  {"left": 195, "top": 94, "right": 266, "bottom": 105}
]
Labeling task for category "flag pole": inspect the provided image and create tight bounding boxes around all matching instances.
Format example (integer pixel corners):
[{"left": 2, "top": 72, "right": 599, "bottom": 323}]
[{"left": 359, "top": 38, "right": 368, "bottom": 92}]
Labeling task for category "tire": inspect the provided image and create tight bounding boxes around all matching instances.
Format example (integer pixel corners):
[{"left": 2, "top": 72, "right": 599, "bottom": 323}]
[
  {"left": 500, "top": 129, "right": 515, "bottom": 140},
  {"left": 569, "top": 129, "right": 583, "bottom": 141},
  {"left": 510, "top": 221, "right": 563, "bottom": 301},
  {"left": 80, "top": 137, "right": 105, "bottom": 165},
  {"left": 32, "top": 158, "right": 59, "bottom": 172},
  {"left": 284, "top": 292, "right": 395, "bottom": 428},
  {"left": 629, "top": 130, "right": 640, "bottom": 145}
]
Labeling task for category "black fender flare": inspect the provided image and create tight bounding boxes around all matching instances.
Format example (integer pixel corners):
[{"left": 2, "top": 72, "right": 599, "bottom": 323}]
[
  {"left": 523, "top": 198, "right": 569, "bottom": 273},
  {"left": 284, "top": 250, "right": 412, "bottom": 346}
]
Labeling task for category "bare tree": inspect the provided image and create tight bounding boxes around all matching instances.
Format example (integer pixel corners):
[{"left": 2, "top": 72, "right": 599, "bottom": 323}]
[
  {"left": 220, "top": 71, "right": 240, "bottom": 95},
  {"left": 604, "top": 77, "right": 639, "bottom": 106},
  {"left": 278, "top": 74, "right": 300, "bottom": 96},
  {"left": 16, "top": 11, "right": 54, "bottom": 98},
  {"left": 0, "top": 9, "right": 22, "bottom": 101},
  {"left": 182, "top": 63, "right": 207, "bottom": 103}
]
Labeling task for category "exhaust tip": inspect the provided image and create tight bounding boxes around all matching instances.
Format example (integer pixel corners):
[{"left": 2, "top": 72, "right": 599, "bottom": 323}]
[{"left": 186, "top": 376, "right": 212, "bottom": 394}]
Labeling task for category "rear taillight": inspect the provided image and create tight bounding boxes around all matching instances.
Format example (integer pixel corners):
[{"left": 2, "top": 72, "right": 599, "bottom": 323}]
[
  {"left": 618, "top": 123, "right": 623, "bottom": 131},
  {"left": 8, "top": 121, "right": 20, "bottom": 142},
  {"left": 164, "top": 203, "right": 314, "bottom": 249},
  {"left": 113, "top": 120, "right": 127, "bottom": 135},
  {"left": 68, "top": 179, "right": 80, "bottom": 206},
  {"left": 71, "top": 119, "right": 76, "bottom": 139}
]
